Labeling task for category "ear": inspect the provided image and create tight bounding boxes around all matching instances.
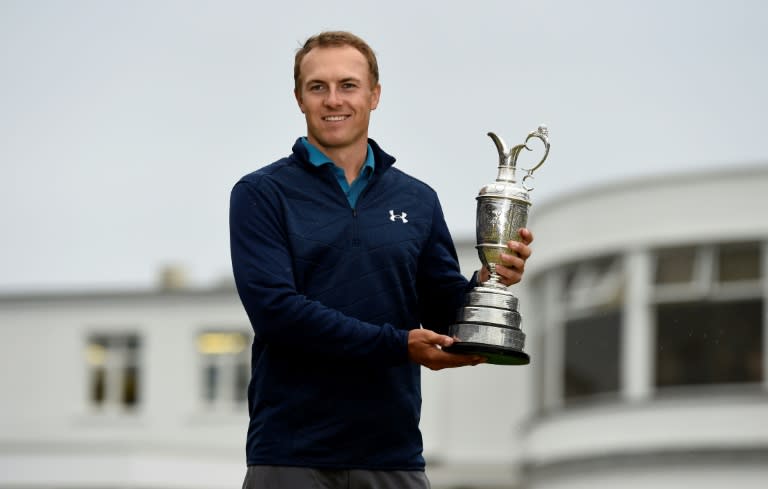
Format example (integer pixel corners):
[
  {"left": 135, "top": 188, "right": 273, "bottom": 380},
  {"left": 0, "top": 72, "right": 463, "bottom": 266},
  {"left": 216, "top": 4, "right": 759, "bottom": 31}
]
[
  {"left": 294, "top": 88, "right": 305, "bottom": 113},
  {"left": 370, "top": 83, "right": 381, "bottom": 111}
]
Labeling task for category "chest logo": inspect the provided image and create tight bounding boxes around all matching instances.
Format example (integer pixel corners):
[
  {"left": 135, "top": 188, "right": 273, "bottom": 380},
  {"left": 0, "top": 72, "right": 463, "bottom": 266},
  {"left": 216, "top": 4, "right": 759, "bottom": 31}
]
[{"left": 389, "top": 210, "right": 408, "bottom": 223}]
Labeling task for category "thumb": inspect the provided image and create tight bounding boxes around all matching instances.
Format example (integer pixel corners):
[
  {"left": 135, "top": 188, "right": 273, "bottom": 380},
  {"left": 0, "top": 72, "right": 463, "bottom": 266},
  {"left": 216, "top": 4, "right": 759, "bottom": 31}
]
[
  {"left": 414, "top": 328, "right": 455, "bottom": 348},
  {"left": 428, "top": 331, "right": 454, "bottom": 348}
]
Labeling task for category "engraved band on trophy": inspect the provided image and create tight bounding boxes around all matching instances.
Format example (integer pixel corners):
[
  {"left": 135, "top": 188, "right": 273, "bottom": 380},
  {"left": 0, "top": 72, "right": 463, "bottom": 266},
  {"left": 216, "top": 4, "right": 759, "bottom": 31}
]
[{"left": 444, "top": 125, "right": 550, "bottom": 365}]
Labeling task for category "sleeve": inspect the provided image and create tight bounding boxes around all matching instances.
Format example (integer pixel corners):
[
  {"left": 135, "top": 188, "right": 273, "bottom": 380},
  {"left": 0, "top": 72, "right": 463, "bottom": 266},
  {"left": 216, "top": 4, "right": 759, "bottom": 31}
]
[
  {"left": 415, "top": 196, "right": 476, "bottom": 335},
  {"left": 229, "top": 178, "right": 409, "bottom": 365}
]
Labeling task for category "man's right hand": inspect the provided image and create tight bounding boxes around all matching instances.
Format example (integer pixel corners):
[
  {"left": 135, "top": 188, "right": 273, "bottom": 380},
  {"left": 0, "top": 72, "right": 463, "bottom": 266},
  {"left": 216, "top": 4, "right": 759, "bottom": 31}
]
[{"left": 408, "top": 328, "right": 486, "bottom": 371}]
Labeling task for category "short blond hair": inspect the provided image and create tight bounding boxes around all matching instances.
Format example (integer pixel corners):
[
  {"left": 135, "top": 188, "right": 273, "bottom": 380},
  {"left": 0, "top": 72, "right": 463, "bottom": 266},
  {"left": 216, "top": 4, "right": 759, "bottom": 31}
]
[{"left": 294, "top": 31, "right": 379, "bottom": 91}]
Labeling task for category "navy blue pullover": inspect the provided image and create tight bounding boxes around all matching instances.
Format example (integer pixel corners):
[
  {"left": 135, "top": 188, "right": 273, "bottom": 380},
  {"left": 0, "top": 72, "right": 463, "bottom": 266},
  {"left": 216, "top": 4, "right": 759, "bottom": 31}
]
[{"left": 229, "top": 138, "right": 474, "bottom": 470}]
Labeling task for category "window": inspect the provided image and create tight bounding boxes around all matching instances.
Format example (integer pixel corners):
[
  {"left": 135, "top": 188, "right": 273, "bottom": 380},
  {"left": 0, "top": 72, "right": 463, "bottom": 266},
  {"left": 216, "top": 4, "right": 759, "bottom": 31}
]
[
  {"left": 564, "top": 311, "right": 622, "bottom": 400},
  {"left": 656, "top": 300, "right": 763, "bottom": 387},
  {"left": 561, "top": 256, "right": 624, "bottom": 404},
  {"left": 717, "top": 241, "right": 760, "bottom": 283},
  {"left": 85, "top": 333, "right": 141, "bottom": 410},
  {"left": 654, "top": 246, "right": 696, "bottom": 285},
  {"left": 197, "top": 331, "right": 250, "bottom": 409},
  {"left": 653, "top": 240, "right": 764, "bottom": 392}
]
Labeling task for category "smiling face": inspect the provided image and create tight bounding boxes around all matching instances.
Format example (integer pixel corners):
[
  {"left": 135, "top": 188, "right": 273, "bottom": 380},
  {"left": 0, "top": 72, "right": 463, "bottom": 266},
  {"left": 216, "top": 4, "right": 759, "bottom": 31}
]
[{"left": 294, "top": 45, "right": 381, "bottom": 156}]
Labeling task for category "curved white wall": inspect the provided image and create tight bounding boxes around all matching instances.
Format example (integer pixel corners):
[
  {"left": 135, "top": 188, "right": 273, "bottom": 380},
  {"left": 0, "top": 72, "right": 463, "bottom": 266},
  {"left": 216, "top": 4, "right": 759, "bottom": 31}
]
[
  {"left": 522, "top": 163, "right": 768, "bottom": 489},
  {"left": 529, "top": 165, "right": 768, "bottom": 272}
]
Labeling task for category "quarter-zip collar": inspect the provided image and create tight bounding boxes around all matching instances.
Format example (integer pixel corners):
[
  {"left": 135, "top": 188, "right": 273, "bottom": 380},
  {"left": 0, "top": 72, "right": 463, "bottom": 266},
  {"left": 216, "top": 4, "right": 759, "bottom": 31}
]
[{"left": 290, "top": 137, "right": 397, "bottom": 175}]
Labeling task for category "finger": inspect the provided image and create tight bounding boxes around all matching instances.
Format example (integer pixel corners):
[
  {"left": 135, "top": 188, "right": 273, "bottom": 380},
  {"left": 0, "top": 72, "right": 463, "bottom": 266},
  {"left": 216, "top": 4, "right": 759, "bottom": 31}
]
[
  {"left": 428, "top": 341, "right": 476, "bottom": 360},
  {"left": 429, "top": 351, "right": 486, "bottom": 369},
  {"left": 429, "top": 331, "right": 455, "bottom": 348},
  {"left": 415, "top": 328, "right": 455, "bottom": 349},
  {"left": 495, "top": 263, "right": 523, "bottom": 286},
  {"left": 456, "top": 353, "right": 486, "bottom": 367},
  {"left": 518, "top": 227, "right": 534, "bottom": 245},
  {"left": 506, "top": 240, "right": 532, "bottom": 260},
  {"left": 499, "top": 252, "right": 526, "bottom": 271}
]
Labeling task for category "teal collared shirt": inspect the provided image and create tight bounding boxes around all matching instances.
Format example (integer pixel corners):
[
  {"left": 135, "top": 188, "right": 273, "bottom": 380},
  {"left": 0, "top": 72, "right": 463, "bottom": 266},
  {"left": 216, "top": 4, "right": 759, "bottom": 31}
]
[{"left": 301, "top": 137, "right": 375, "bottom": 208}]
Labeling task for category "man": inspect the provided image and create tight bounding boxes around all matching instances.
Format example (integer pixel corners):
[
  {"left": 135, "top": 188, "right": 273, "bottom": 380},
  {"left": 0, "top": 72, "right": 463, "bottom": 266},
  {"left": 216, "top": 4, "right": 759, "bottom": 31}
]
[{"left": 230, "top": 31, "right": 533, "bottom": 489}]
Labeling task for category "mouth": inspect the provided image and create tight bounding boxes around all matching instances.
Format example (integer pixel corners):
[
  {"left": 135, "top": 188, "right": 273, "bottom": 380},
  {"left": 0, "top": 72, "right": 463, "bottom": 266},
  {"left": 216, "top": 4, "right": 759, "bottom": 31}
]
[{"left": 322, "top": 115, "right": 350, "bottom": 122}]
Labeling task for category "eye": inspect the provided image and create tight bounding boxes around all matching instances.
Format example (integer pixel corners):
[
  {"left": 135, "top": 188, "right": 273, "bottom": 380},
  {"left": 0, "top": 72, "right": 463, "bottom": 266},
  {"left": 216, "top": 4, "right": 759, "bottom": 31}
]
[
  {"left": 308, "top": 84, "right": 326, "bottom": 92},
  {"left": 341, "top": 82, "right": 358, "bottom": 90}
]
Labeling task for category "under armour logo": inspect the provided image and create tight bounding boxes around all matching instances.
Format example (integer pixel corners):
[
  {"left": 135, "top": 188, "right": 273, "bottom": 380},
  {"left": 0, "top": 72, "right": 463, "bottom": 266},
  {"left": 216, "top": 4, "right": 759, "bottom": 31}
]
[{"left": 389, "top": 210, "right": 408, "bottom": 223}]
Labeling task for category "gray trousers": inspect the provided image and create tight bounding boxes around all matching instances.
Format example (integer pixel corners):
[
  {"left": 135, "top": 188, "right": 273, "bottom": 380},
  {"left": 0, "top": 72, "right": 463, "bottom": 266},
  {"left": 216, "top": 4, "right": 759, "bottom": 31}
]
[{"left": 242, "top": 465, "right": 431, "bottom": 489}]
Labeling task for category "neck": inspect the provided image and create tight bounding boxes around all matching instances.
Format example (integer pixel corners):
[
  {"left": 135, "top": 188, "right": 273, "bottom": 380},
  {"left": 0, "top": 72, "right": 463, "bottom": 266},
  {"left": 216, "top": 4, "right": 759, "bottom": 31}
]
[{"left": 310, "top": 138, "right": 369, "bottom": 184}]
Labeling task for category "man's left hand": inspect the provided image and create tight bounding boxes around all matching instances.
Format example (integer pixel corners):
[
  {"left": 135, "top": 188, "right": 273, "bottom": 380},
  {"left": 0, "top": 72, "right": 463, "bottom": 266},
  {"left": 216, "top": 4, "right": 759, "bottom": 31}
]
[{"left": 478, "top": 228, "right": 534, "bottom": 286}]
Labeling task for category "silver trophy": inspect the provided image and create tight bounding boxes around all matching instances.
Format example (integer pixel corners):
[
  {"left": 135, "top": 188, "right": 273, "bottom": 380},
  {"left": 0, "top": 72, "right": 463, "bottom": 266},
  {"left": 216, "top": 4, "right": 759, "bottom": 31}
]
[{"left": 445, "top": 125, "right": 550, "bottom": 365}]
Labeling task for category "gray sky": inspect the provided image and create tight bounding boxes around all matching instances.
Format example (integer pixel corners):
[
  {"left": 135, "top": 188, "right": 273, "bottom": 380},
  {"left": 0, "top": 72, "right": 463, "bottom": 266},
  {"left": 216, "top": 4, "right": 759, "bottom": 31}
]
[{"left": 1, "top": 0, "right": 767, "bottom": 291}]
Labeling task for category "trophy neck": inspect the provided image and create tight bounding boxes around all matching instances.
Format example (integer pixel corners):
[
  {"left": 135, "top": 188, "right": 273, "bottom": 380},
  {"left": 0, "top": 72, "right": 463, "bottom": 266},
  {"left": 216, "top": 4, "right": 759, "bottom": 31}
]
[{"left": 497, "top": 165, "right": 518, "bottom": 183}]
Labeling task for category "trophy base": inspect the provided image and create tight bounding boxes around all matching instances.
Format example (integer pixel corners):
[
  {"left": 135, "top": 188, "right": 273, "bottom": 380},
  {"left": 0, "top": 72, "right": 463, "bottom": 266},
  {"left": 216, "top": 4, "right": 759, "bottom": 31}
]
[
  {"left": 445, "top": 322, "right": 530, "bottom": 366},
  {"left": 444, "top": 341, "right": 530, "bottom": 366}
]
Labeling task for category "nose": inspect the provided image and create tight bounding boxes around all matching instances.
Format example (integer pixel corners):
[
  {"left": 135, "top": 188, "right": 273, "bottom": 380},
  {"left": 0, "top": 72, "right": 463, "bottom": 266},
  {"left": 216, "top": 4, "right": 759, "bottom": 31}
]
[{"left": 324, "top": 87, "right": 342, "bottom": 107}]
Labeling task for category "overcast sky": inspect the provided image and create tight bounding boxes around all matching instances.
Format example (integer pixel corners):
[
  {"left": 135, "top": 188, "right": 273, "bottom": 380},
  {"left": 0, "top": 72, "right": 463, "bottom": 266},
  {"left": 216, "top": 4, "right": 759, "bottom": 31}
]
[{"left": 1, "top": 0, "right": 767, "bottom": 292}]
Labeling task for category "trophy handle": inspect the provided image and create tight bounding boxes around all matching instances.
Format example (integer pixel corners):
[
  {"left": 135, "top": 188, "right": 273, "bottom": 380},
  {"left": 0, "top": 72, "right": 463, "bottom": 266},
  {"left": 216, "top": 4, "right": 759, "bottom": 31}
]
[
  {"left": 521, "top": 125, "right": 550, "bottom": 175},
  {"left": 522, "top": 173, "right": 535, "bottom": 192},
  {"left": 489, "top": 125, "right": 550, "bottom": 177}
]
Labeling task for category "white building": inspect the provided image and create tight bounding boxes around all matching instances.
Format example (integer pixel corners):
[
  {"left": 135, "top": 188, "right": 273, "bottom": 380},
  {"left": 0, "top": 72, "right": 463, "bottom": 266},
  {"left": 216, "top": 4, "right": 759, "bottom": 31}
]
[
  {"left": 1, "top": 164, "right": 766, "bottom": 489},
  {"left": 0, "top": 264, "right": 526, "bottom": 489},
  {"left": 521, "top": 163, "right": 768, "bottom": 489}
]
